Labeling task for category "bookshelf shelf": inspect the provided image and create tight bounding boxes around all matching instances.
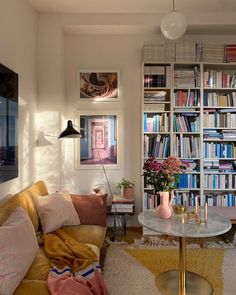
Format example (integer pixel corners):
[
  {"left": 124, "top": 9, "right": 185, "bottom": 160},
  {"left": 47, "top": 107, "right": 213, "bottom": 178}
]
[
  {"left": 142, "top": 60, "right": 236, "bottom": 232},
  {"left": 144, "top": 87, "right": 170, "bottom": 90},
  {"left": 173, "top": 132, "right": 201, "bottom": 135}
]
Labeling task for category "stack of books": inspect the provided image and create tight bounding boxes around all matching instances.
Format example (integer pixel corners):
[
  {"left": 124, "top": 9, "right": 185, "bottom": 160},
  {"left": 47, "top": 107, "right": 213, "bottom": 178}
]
[
  {"left": 225, "top": 44, "right": 236, "bottom": 63},
  {"left": 143, "top": 43, "right": 165, "bottom": 62},
  {"left": 111, "top": 195, "right": 134, "bottom": 213},
  {"left": 175, "top": 42, "right": 196, "bottom": 62},
  {"left": 202, "top": 44, "right": 225, "bottom": 63}
]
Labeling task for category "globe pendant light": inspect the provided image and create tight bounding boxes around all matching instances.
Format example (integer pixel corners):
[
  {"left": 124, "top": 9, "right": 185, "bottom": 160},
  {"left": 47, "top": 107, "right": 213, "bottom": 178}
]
[{"left": 161, "top": 0, "right": 187, "bottom": 40}]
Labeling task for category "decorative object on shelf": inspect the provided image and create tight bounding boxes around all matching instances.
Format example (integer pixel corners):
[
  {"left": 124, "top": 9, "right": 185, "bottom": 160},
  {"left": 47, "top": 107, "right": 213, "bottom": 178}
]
[
  {"left": 143, "top": 156, "right": 188, "bottom": 219},
  {"left": 161, "top": 0, "right": 187, "bottom": 40},
  {"left": 115, "top": 178, "right": 135, "bottom": 199}
]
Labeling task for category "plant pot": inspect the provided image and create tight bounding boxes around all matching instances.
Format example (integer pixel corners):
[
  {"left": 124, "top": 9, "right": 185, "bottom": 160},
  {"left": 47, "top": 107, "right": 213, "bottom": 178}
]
[{"left": 123, "top": 187, "right": 134, "bottom": 199}]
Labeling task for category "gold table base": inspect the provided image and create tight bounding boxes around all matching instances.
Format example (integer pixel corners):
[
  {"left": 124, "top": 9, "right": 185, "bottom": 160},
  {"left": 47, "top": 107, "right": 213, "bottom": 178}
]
[{"left": 155, "top": 270, "right": 213, "bottom": 295}]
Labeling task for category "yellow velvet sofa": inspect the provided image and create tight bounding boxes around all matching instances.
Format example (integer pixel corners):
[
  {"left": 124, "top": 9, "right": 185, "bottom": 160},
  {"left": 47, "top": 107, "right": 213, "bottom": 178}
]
[{"left": 0, "top": 180, "right": 107, "bottom": 295}]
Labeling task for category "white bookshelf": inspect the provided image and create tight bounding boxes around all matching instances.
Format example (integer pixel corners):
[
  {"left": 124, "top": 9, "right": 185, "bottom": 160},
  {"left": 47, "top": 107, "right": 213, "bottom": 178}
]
[{"left": 142, "top": 62, "right": 236, "bottom": 234}]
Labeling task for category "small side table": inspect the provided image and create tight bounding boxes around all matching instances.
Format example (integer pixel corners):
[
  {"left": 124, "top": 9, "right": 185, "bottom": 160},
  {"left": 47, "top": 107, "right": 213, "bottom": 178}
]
[{"left": 107, "top": 205, "right": 135, "bottom": 238}]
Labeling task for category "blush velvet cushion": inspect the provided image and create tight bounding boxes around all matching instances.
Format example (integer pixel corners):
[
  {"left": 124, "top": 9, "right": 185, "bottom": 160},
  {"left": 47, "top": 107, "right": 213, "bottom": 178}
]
[
  {"left": 71, "top": 194, "right": 107, "bottom": 226},
  {"left": 0, "top": 207, "right": 39, "bottom": 295},
  {"left": 34, "top": 191, "right": 80, "bottom": 233}
]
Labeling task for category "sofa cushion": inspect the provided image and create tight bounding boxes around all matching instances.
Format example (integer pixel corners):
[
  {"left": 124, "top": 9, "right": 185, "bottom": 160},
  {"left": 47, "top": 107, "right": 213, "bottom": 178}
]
[
  {"left": 24, "top": 248, "right": 51, "bottom": 281},
  {"left": 14, "top": 280, "right": 49, "bottom": 295},
  {"left": 60, "top": 225, "right": 107, "bottom": 249},
  {"left": 34, "top": 191, "right": 80, "bottom": 233},
  {"left": 71, "top": 194, "right": 107, "bottom": 226},
  {"left": 0, "top": 207, "right": 39, "bottom": 295},
  {"left": 0, "top": 180, "right": 48, "bottom": 232}
]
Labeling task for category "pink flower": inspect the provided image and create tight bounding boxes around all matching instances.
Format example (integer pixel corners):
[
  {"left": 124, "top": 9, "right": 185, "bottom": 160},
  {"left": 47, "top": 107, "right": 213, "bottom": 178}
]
[{"left": 143, "top": 156, "right": 187, "bottom": 192}]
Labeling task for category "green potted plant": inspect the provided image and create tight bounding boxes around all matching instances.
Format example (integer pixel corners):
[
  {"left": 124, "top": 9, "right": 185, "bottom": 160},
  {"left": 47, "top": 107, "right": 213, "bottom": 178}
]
[{"left": 116, "top": 178, "right": 135, "bottom": 199}]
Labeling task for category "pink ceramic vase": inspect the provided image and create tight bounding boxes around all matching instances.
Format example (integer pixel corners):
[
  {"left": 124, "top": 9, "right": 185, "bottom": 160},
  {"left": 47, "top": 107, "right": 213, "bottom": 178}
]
[{"left": 156, "top": 191, "right": 174, "bottom": 219}]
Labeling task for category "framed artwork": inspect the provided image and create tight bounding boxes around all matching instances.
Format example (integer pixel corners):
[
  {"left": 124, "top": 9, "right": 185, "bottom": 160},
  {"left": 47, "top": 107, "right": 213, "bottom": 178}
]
[
  {"left": 78, "top": 70, "right": 119, "bottom": 101},
  {"left": 75, "top": 111, "right": 121, "bottom": 169}
]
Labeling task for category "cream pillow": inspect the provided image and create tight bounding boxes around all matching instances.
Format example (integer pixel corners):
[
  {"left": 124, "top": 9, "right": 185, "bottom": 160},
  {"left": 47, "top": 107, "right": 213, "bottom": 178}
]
[
  {"left": 34, "top": 191, "right": 80, "bottom": 233},
  {"left": 0, "top": 207, "right": 39, "bottom": 295}
]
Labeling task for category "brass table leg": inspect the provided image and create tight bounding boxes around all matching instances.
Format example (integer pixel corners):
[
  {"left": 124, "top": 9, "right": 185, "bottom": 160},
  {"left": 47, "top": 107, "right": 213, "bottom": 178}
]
[
  {"left": 179, "top": 237, "right": 186, "bottom": 295},
  {"left": 155, "top": 237, "right": 213, "bottom": 295}
]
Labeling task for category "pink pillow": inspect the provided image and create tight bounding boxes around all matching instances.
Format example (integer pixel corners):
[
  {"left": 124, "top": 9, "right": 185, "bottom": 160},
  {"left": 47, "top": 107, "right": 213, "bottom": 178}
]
[
  {"left": 71, "top": 194, "right": 107, "bottom": 226},
  {"left": 0, "top": 207, "right": 39, "bottom": 295},
  {"left": 34, "top": 191, "right": 80, "bottom": 233}
]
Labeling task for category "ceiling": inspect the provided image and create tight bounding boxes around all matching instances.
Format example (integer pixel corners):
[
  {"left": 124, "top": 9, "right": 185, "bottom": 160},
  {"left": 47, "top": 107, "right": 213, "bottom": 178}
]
[
  {"left": 26, "top": 0, "right": 236, "bottom": 35},
  {"left": 27, "top": 0, "right": 236, "bottom": 14}
]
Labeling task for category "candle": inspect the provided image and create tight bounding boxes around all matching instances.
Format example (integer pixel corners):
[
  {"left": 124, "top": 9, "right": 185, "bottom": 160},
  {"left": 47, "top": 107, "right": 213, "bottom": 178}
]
[
  {"left": 195, "top": 196, "right": 198, "bottom": 215},
  {"left": 205, "top": 201, "right": 208, "bottom": 223}
]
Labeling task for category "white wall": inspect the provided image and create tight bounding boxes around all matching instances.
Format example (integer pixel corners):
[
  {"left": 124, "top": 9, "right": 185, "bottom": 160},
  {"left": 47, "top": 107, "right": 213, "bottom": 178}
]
[
  {"left": 36, "top": 15, "right": 65, "bottom": 192},
  {"left": 0, "top": 0, "right": 38, "bottom": 200},
  {"left": 36, "top": 13, "right": 236, "bottom": 226}
]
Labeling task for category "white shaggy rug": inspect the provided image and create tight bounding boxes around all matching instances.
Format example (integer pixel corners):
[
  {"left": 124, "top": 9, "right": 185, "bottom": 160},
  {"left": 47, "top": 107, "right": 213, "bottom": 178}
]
[{"left": 103, "top": 242, "right": 236, "bottom": 295}]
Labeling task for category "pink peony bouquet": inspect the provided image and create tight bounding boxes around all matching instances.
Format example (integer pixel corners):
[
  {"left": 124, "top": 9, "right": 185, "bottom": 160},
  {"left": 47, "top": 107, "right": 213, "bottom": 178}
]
[{"left": 143, "top": 156, "right": 188, "bottom": 192}]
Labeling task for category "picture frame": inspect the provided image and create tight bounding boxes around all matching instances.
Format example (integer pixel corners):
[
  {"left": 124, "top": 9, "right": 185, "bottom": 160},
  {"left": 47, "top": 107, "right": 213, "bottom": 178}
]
[
  {"left": 78, "top": 69, "right": 119, "bottom": 101},
  {"left": 75, "top": 111, "right": 121, "bottom": 169}
]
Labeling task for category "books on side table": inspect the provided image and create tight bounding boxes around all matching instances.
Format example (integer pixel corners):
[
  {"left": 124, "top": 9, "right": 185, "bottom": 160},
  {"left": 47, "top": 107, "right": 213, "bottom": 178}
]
[{"left": 111, "top": 195, "right": 134, "bottom": 213}]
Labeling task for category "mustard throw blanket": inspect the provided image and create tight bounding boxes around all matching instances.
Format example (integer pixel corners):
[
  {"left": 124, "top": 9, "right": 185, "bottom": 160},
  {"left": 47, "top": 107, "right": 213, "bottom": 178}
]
[{"left": 44, "top": 229, "right": 109, "bottom": 295}]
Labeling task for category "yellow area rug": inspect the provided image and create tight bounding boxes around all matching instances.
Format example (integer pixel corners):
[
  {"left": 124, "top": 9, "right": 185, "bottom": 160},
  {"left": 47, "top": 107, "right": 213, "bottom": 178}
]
[
  {"left": 125, "top": 248, "right": 224, "bottom": 295},
  {"left": 103, "top": 246, "right": 236, "bottom": 295}
]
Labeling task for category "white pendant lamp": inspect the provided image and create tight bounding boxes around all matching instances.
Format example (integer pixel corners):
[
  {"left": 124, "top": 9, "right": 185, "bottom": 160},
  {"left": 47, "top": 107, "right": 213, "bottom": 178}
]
[{"left": 161, "top": 0, "right": 187, "bottom": 40}]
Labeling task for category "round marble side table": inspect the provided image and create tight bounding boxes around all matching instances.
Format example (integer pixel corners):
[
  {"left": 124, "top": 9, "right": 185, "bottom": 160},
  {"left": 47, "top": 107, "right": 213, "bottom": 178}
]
[{"left": 138, "top": 208, "right": 231, "bottom": 295}]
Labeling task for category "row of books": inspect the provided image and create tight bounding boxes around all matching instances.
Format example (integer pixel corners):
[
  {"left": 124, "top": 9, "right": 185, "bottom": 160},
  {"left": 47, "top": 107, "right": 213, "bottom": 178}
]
[
  {"left": 175, "top": 193, "right": 236, "bottom": 207},
  {"left": 144, "top": 66, "right": 171, "bottom": 88},
  {"left": 173, "top": 192, "right": 199, "bottom": 206},
  {"left": 203, "top": 129, "right": 236, "bottom": 140},
  {"left": 205, "top": 194, "right": 236, "bottom": 207},
  {"left": 204, "top": 70, "right": 236, "bottom": 88},
  {"left": 143, "top": 113, "right": 169, "bottom": 132},
  {"left": 173, "top": 114, "right": 200, "bottom": 132},
  {"left": 203, "top": 111, "right": 236, "bottom": 128},
  {"left": 144, "top": 191, "right": 236, "bottom": 208},
  {"left": 176, "top": 174, "right": 199, "bottom": 189},
  {"left": 143, "top": 192, "right": 159, "bottom": 209},
  {"left": 203, "top": 92, "right": 236, "bottom": 107},
  {"left": 204, "top": 142, "right": 236, "bottom": 158},
  {"left": 174, "top": 90, "right": 200, "bottom": 107},
  {"left": 204, "top": 174, "right": 236, "bottom": 189},
  {"left": 144, "top": 134, "right": 170, "bottom": 158},
  {"left": 143, "top": 43, "right": 236, "bottom": 63},
  {"left": 204, "top": 160, "right": 235, "bottom": 172},
  {"left": 173, "top": 135, "right": 200, "bottom": 158}
]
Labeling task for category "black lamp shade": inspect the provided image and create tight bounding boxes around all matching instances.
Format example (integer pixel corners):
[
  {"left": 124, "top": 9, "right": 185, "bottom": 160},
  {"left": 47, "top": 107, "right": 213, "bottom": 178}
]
[{"left": 58, "top": 120, "right": 81, "bottom": 139}]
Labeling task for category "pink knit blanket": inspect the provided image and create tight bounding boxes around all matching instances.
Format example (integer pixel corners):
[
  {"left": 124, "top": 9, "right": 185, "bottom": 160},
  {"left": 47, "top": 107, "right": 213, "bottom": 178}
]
[{"left": 44, "top": 229, "right": 109, "bottom": 295}]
